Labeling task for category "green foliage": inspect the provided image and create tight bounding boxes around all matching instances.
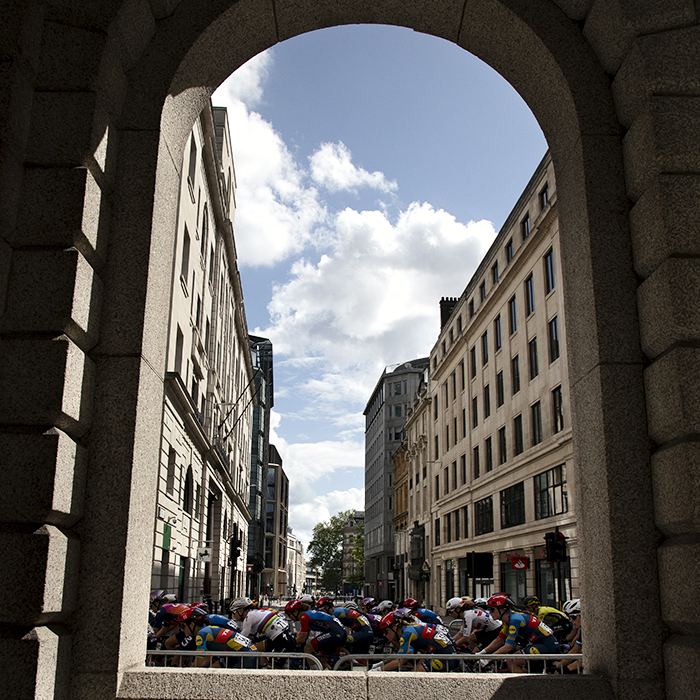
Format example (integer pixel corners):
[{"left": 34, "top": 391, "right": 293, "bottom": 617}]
[
  {"left": 307, "top": 509, "right": 354, "bottom": 592},
  {"left": 349, "top": 520, "right": 365, "bottom": 586}
]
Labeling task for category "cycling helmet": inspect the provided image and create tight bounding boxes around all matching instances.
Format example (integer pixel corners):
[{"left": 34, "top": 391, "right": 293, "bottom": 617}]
[
  {"left": 230, "top": 596, "right": 254, "bottom": 612},
  {"left": 163, "top": 594, "right": 178, "bottom": 603},
  {"left": 403, "top": 598, "right": 419, "bottom": 609},
  {"left": 487, "top": 594, "right": 516, "bottom": 610},
  {"left": 523, "top": 595, "right": 540, "bottom": 608},
  {"left": 316, "top": 595, "right": 335, "bottom": 609},
  {"left": 150, "top": 589, "right": 166, "bottom": 603},
  {"left": 177, "top": 605, "right": 207, "bottom": 626},
  {"left": 376, "top": 600, "right": 394, "bottom": 614},
  {"left": 300, "top": 594, "right": 315, "bottom": 605},
  {"left": 474, "top": 598, "right": 490, "bottom": 609},
  {"left": 344, "top": 601, "right": 360, "bottom": 611},
  {"left": 285, "top": 599, "right": 305, "bottom": 615},
  {"left": 562, "top": 599, "right": 581, "bottom": 616},
  {"left": 446, "top": 596, "right": 474, "bottom": 614},
  {"left": 362, "top": 597, "right": 376, "bottom": 608},
  {"left": 371, "top": 606, "right": 380, "bottom": 614},
  {"left": 378, "top": 611, "right": 406, "bottom": 630}
]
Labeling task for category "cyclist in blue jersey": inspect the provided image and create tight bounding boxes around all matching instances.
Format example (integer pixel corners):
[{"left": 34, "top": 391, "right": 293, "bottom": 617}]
[
  {"left": 284, "top": 599, "right": 347, "bottom": 669},
  {"left": 332, "top": 602, "right": 374, "bottom": 655},
  {"left": 377, "top": 611, "right": 459, "bottom": 672},
  {"left": 479, "top": 594, "right": 559, "bottom": 672}
]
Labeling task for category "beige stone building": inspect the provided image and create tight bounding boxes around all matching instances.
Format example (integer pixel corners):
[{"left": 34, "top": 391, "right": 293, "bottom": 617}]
[
  {"left": 286, "top": 529, "right": 305, "bottom": 597},
  {"left": 151, "top": 101, "right": 253, "bottom": 607},
  {"left": 261, "top": 447, "right": 289, "bottom": 597},
  {"left": 405, "top": 153, "right": 577, "bottom": 610}
]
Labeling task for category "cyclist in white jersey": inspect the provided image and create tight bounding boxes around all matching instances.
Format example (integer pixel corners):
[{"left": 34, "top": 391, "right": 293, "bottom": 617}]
[{"left": 229, "top": 597, "right": 296, "bottom": 652}]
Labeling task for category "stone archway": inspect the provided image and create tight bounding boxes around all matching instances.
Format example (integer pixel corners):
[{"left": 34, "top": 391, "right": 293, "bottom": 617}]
[{"left": 1, "top": 2, "right": 698, "bottom": 700}]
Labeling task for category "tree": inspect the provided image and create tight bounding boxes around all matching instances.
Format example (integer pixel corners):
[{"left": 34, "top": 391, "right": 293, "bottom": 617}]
[
  {"left": 307, "top": 509, "right": 354, "bottom": 592},
  {"left": 349, "top": 520, "right": 365, "bottom": 587}
]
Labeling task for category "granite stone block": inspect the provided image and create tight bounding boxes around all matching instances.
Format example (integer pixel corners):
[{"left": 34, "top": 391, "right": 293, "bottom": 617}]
[
  {"left": 664, "top": 634, "right": 700, "bottom": 700},
  {"left": 617, "top": 0, "right": 696, "bottom": 34},
  {"left": 658, "top": 536, "right": 700, "bottom": 633},
  {"left": 637, "top": 257, "right": 700, "bottom": 359},
  {"left": 113, "top": 0, "right": 156, "bottom": 70},
  {"left": 583, "top": 0, "right": 635, "bottom": 74},
  {"left": 644, "top": 346, "right": 700, "bottom": 444}
]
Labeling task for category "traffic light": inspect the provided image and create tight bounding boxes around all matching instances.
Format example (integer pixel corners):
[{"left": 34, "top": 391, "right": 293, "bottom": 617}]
[
  {"left": 231, "top": 537, "right": 242, "bottom": 560},
  {"left": 544, "top": 531, "right": 568, "bottom": 562}
]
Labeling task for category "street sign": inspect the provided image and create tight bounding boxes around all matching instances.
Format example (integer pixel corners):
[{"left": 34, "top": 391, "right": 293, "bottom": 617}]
[{"left": 197, "top": 546, "right": 212, "bottom": 562}]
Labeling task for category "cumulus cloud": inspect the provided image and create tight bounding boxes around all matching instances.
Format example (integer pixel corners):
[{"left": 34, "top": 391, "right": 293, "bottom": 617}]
[{"left": 309, "top": 141, "right": 398, "bottom": 194}]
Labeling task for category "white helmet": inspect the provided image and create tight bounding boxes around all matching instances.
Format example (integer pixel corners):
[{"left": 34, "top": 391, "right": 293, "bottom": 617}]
[
  {"left": 446, "top": 596, "right": 474, "bottom": 614},
  {"left": 562, "top": 599, "right": 581, "bottom": 616},
  {"left": 474, "top": 598, "right": 489, "bottom": 609},
  {"left": 230, "top": 596, "right": 254, "bottom": 612},
  {"left": 344, "top": 601, "right": 359, "bottom": 611},
  {"left": 376, "top": 600, "right": 394, "bottom": 614},
  {"left": 300, "top": 594, "right": 315, "bottom": 605}
]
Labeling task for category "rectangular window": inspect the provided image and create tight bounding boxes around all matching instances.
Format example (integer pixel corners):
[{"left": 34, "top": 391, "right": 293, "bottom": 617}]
[
  {"left": 181, "top": 226, "right": 191, "bottom": 281},
  {"left": 498, "top": 426, "right": 507, "bottom": 464},
  {"left": 462, "top": 408, "right": 467, "bottom": 438},
  {"left": 548, "top": 316, "right": 560, "bottom": 363},
  {"left": 505, "top": 238, "right": 514, "bottom": 263},
  {"left": 501, "top": 482, "right": 526, "bottom": 528},
  {"left": 460, "top": 360, "right": 466, "bottom": 390},
  {"left": 534, "top": 464, "right": 568, "bottom": 519},
  {"left": 484, "top": 384, "right": 491, "bottom": 418},
  {"left": 492, "top": 261, "right": 499, "bottom": 284},
  {"left": 463, "top": 506, "right": 469, "bottom": 538},
  {"left": 188, "top": 136, "right": 197, "bottom": 187},
  {"left": 475, "top": 496, "right": 494, "bottom": 536},
  {"left": 472, "top": 396, "right": 478, "bottom": 428},
  {"left": 512, "top": 355, "right": 521, "bottom": 394},
  {"left": 468, "top": 299, "right": 475, "bottom": 318},
  {"left": 174, "top": 326, "right": 184, "bottom": 376},
  {"left": 496, "top": 371, "right": 504, "bottom": 407},
  {"left": 473, "top": 446, "right": 480, "bottom": 479},
  {"left": 532, "top": 401, "right": 543, "bottom": 445},
  {"left": 521, "top": 213, "right": 530, "bottom": 240},
  {"left": 435, "top": 474, "right": 440, "bottom": 499},
  {"left": 434, "top": 435, "right": 439, "bottom": 459},
  {"left": 552, "top": 385, "right": 564, "bottom": 433},
  {"left": 394, "top": 382, "right": 402, "bottom": 395},
  {"left": 485, "top": 436, "right": 493, "bottom": 472},
  {"left": 544, "top": 247, "right": 556, "bottom": 294},
  {"left": 479, "top": 280, "right": 486, "bottom": 302},
  {"left": 452, "top": 461, "right": 457, "bottom": 490},
  {"left": 482, "top": 331, "right": 489, "bottom": 365},
  {"left": 444, "top": 466, "right": 449, "bottom": 495},
  {"left": 444, "top": 381, "right": 449, "bottom": 408},
  {"left": 445, "top": 425, "right": 449, "bottom": 451},
  {"left": 435, "top": 516, "right": 441, "bottom": 546},
  {"left": 434, "top": 397, "right": 438, "bottom": 420},
  {"left": 494, "top": 315, "right": 502, "bottom": 350},
  {"left": 454, "top": 509, "right": 460, "bottom": 541},
  {"left": 525, "top": 273, "right": 535, "bottom": 315},
  {"left": 508, "top": 295, "right": 517, "bottom": 334},
  {"left": 461, "top": 453, "right": 467, "bottom": 484},
  {"left": 446, "top": 512, "right": 452, "bottom": 543},
  {"left": 514, "top": 414, "right": 524, "bottom": 455},
  {"left": 395, "top": 405, "right": 402, "bottom": 418},
  {"left": 457, "top": 315, "right": 463, "bottom": 333},
  {"left": 540, "top": 183, "right": 549, "bottom": 209},
  {"left": 529, "top": 337, "right": 539, "bottom": 379},
  {"left": 470, "top": 346, "right": 477, "bottom": 378}
]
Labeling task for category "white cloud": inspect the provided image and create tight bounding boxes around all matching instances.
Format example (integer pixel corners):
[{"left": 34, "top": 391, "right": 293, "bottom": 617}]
[
  {"left": 214, "top": 51, "right": 273, "bottom": 107},
  {"left": 309, "top": 142, "right": 398, "bottom": 194}
]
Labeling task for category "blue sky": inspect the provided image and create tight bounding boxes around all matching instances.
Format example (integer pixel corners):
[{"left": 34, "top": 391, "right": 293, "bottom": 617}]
[{"left": 212, "top": 24, "right": 547, "bottom": 548}]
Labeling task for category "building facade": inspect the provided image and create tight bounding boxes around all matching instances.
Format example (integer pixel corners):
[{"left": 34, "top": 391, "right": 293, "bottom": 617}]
[
  {"left": 151, "top": 101, "right": 253, "bottom": 607},
  {"left": 406, "top": 153, "right": 577, "bottom": 611},
  {"left": 363, "top": 359, "right": 430, "bottom": 600},
  {"left": 286, "top": 529, "right": 306, "bottom": 597},
  {"left": 261, "top": 445, "right": 289, "bottom": 597},
  {"left": 341, "top": 510, "right": 364, "bottom": 595}
]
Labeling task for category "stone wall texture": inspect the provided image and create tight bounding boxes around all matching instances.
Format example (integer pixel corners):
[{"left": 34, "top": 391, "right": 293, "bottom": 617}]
[{"left": 1, "top": 1, "right": 698, "bottom": 699}]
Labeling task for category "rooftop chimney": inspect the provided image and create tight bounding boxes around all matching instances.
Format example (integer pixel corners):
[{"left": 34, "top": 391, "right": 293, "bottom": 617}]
[{"left": 440, "top": 297, "right": 459, "bottom": 329}]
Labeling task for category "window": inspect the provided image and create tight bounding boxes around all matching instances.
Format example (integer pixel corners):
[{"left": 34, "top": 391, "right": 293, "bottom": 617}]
[
  {"left": 452, "top": 461, "right": 457, "bottom": 491},
  {"left": 479, "top": 280, "right": 486, "bottom": 302},
  {"left": 501, "top": 482, "right": 526, "bottom": 528},
  {"left": 525, "top": 273, "right": 535, "bottom": 315},
  {"left": 166, "top": 447, "right": 177, "bottom": 496},
  {"left": 521, "top": 213, "right": 530, "bottom": 239},
  {"left": 446, "top": 512, "right": 452, "bottom": 543},
  {"left": 394, "top": 382, "right": 402, "bottom": 395},
  {"left": 534, "top": 464, "right": 568, "bottom": 519},
  {"left": 454, "top": 509, "right": 460, "bottom": 541},
  {"left": 472, "top": 396, "right": 478, "bottom": 428},
  {"left": 512, "top": 355, "right": 521, "bottom": 394},
  {"left": 485, "top": 436, "right": 493, "bottom": 472},
  {"left": 492, "top": 261, "right": 499, "bottom": 284},
  {"left": 461, "top": 453, "right": 467, "bottom": 484},
  {"left": 470, "top": 347, "right": 477, "bottom": 378},
  {"left": 484, "top": 384, "right": 491, "bottom": 418},
  {"left": 508, "top": 295, "right": 517, "bottom": 334},
  {"left": 532, "top": 401, "right": 543, "bottom": 445},
  {"left": 552, "top": 385, "right": 564, "bottom": 433},
  {"left": 475, "top": 496, "right": 494, "bottom": 535},
  {"left": 434, "top": 435, "right": 439, "bottom": 459},
  {"left": 505, "top": 238, "right": 514, "bottom": 262},
  {"left": 435, "top": 517, "right": 441, "bottom": 546},
  {"left": 457, "top": 315, "right": 463, "bottom": 333},
  {"left": 181, "top": 226, "right": 190, "bottom": 281},
  {"left": 443, "top": 382, "right": 449, "bottom": 408},
  {"left": 540, "top": 183, "right": 549, "bottom": 209},
  {"left": 187, "top": 136, "right": 197, "bottom": 188},
  {"left": 473, "top": 445, "right": 480, "bottom": 479},
  {"left": 468, "top": 299, "right": 475, "bottom": 318},
  {"left": 463, "top": 506, "right": 469, "bottom": 538},
  {"left": 174, "top": 326, "right": 184, "bottom": 376},
  {"left": 445, "top": 425, "right": 449, "bottom": 451},
  {"left": 482, "top": 331, "right": 488, "bottom": 365},
  {"left": 548, "top": 316, "right": 560, "bottom": 363},
  {"left": 462, "top": 408, "right": 467, "bottom": 438},
  {"left": 496, "top": 371, "right": 504, "bottom": 407},
  {"left": 514, "top": 414, "right": 524, "bottom": 455},
  {"left": 435, "top": 474, "right": 440, "bottom": 499},
  {"left": 498, "top": 426, "right": 507, "bottom": 464},
  {"left": 494, "top": 315, "right": 502, "bottom": 350},
  {"left": 544, "top": 248, "right": 556, "bottom": 294},
  {"left": 395, "top": 405, "right": 402, "bottom": 418},
  {"left": 460, "top": 360, "right": 466, "bottom": 390},
  {"left": 444, "top": 466, "right": 449, "bottom": 494},
  {"left": 183, "top": 466, "right": 193, "bottom": 513},
  {"left": 434, "top": 397, "right": 438, "bottom": 420},
  {"left": 529, "top": 337, "right": 539, "bottom": 379}
]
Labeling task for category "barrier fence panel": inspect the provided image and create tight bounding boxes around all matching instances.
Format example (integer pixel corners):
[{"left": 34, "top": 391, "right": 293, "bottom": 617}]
[{"left": 146, "top": 650, "right": 323, "bottom": 670}]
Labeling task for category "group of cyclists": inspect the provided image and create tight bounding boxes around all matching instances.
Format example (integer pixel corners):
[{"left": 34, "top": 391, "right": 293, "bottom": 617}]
[{"left": 148, "top": 589, "right": 582, "bottom": 673}]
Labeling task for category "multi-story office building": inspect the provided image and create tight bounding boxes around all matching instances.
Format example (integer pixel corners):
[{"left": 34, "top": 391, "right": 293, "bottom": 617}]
[
  {"left": 406, "top": 152, "right": 577, "bottom": 610},
  {"left": 246, "top": 335, "right": 273, "bottom": 597},
  {"left": 341, "top": 510, "right": 364, "bottom": 595},
  {"left": 262, "top": 445, "right": 289, "bottom": 597},
  {"left": 364, "top": 358, "right": 430, "bottom": 599},
  {"left": 286, "top": 528, "right": 306, "bottom": 596},
  {"left": 151, "top": 101, "right": 253, "bottom": 607}
]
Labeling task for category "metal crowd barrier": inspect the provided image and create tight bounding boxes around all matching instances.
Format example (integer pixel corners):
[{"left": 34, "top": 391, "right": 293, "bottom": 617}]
[
  {"left": 146, "top": 649, "right": 323, "bottom": 670},
  {"left": 332, "top": 652, "right": 583, "bottom": 673}
]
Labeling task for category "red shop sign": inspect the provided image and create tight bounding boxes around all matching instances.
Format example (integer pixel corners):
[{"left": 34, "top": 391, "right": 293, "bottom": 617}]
[{"left": 511, "top": 556, "right": 529, "bottom": 571}]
